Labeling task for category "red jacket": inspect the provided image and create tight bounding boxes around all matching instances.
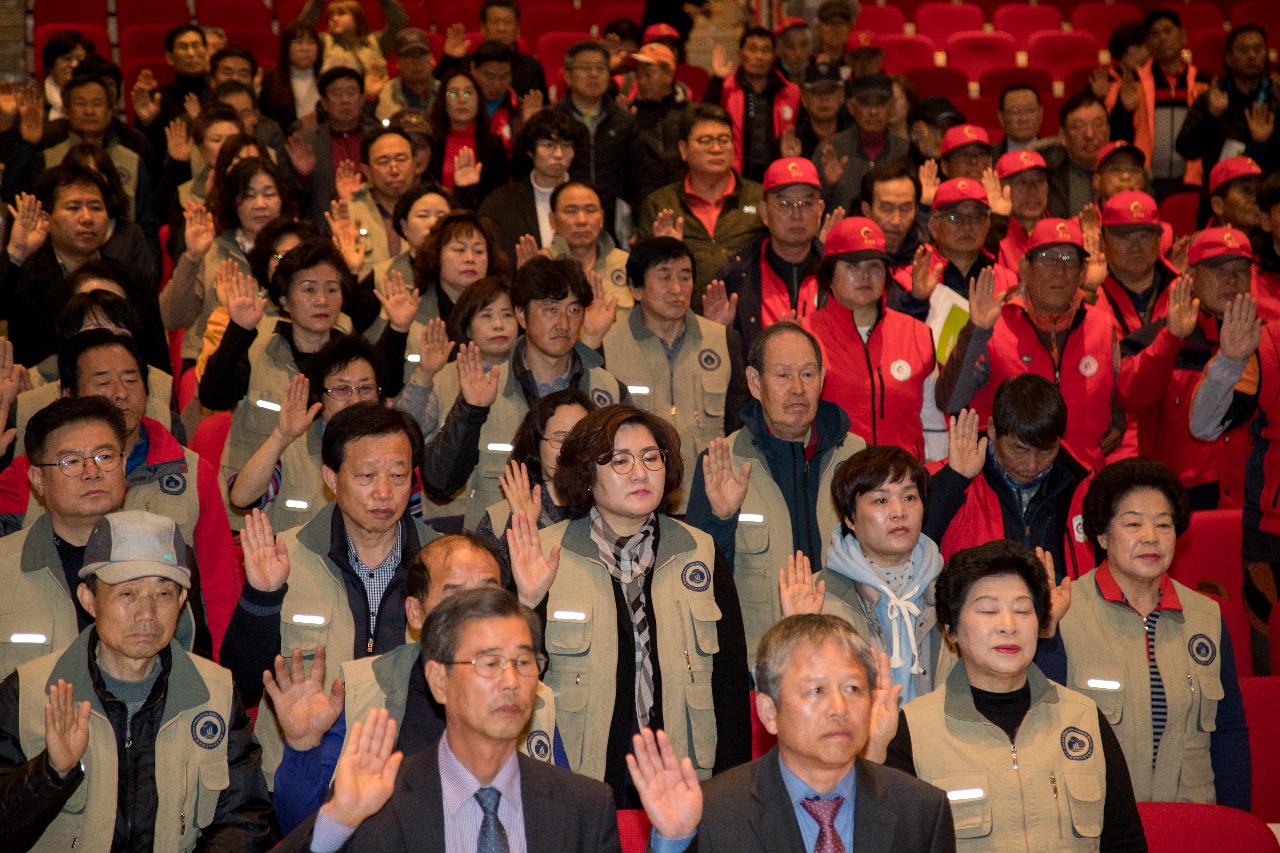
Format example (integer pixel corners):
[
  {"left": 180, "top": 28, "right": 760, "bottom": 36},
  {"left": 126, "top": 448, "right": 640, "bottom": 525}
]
[
  {"left": 969, "top": 297, "right": 1117, "bottom": 473},
  {"left": 719, "top": 69, "right": 800, "bottom": 174},
  {"left": 997, "top": 218, "right": 1031, "bottom": 272},
  {"left": 0, "top": 417, "right": 242, "bottom": 656},
  {"left": 806, "top": 298, "right": 935, "bottom": 456},
  {"left": 1097, "top": 263, "right": 1177, "bottom": 338}
]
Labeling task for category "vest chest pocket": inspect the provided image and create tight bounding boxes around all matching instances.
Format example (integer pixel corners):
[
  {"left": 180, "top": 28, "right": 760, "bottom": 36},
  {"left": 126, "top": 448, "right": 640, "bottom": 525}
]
[
  {"left": 1062, "top": 771, "right": 1104, "bottom": 838},
  {"left": 242, "top": 387, "right": 285, "bottom": 440},
  {"left": 1076, "top": 675, "right": 1125, "bottom": 725},
  {"left": 933, "top": 774, "right": 992, "bottom": 838},
  {"left": 686, "top": 598, "right": 721, "bottom": 665},
  {"left": 281, "top": 607, "right": 332, "bottom": 660},
  {"left": 701, "top": 389, "right": 726, "bottom": 420},
  {"left": 734, "top": 513, "right": 771, "bottom": 604},
  {"left": 0, "top": 629, "right": 52, "bottom": 677},
  {"left": 1194, "top": 671, "right": 1223, "bottom": 733},
  {"left": 545, "top": 602, "right": 593, "bottom": 657},
  {"left": 195, "top": 760, "right": 230, "bottom": 829}
]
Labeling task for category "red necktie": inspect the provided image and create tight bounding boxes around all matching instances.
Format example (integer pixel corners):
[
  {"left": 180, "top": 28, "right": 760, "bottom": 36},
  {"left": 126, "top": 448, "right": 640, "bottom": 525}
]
[{"left": 800, "top": 796, "right": 846, "bottom": 853}]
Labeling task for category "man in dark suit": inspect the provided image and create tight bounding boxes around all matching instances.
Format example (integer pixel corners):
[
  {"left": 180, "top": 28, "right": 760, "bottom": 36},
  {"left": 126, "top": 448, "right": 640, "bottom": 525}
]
[
  {"left": 280, "top": 587, "right": 622, "bottom": 852},
  {"left": 628, "top": 614, "right": 955, "bottom": 852}
]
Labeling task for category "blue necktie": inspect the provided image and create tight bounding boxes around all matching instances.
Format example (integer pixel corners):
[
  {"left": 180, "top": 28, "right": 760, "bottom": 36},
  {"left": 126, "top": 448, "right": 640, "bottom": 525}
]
[{"left": 475, "top": 786, "right": 510, "bottom": 853}]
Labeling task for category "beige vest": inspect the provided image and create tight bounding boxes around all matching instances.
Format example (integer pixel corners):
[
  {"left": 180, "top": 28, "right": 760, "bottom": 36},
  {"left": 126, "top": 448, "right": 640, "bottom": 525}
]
[
  {"left": 253, "top": 507, "right": 437, "bottom": 787},
  {"left": 220, "top": 323, "right": 303, "bottom": 484},
  {"left": 320, "top": 33, "right": 387, "bottom": 80},
  {"left": 1059, "top": 569, "right": 1223, "bottom": 804},
  {"left": 904, "top": 663, "right": 1108, "bottom": 852},
  {"left": 347, "top": 187, "right": 392, "bottom": 275},
  {"left": 433, "top": 343, "right": 624, "bottom": 531},
  {"left": 540, "top": 515, "right": 721, "bottom": 780},
  {"left": 261, "top": 419, "right": 331, "bottom": 533},
  {"left": 44, "top": 136, "right": 141, "bottom": 219},
  {"left": 340, "top": 640, "right": 560, "bottom": 764},
  {"left": 602, "top": 311, "right": 730, "bottom": 513},
  {"left": 548, "top": 234, "right": 634, "bottom": 309},
  {"left": 14, "top": 365, "right": 174, "bottom": 456},
  {"left": 177, "top": 167, "right": 210, "bottom": 210},
  {"left": 16, "top": 630, "right": 235, "bottom": 851},
  {"left": 0, "top": 515, "right": 196, "bottom": 680},
  {"left": 185, "top": 233, "right": 251, "bottom": 360},
  {"left": 727, "top": 426, "right": 864, "bottom": 667}
]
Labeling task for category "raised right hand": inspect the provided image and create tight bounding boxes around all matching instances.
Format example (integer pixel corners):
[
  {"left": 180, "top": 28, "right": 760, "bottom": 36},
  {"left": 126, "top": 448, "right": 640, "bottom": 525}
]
[
  {"left": 335, "top": 159, "right": 364, "bottom": 201},
  {"left": 278, "top": 374, "right": 323, "bottom": 441},
  {"left": 499, "top": 460, "right": 541, "bottom": 520},
  {"left": 262, "top": 647, "right": 345, "bottom": 751},
  {"left": 410, "top": 317, "right": 455, "bottom": 386},
  {"left": 321, "top": 708, "right": 402, "bottom": 830},
  {"left": 778, "top": 551, "right": 825, "bottom": 617},
  {"left": 131, "top": 69, "right": 161, "bottom": 125},
  {"left": 224, "top": 266, "right": 267, "bottom": 331},
  {"left": 443, "top": 23, "right": 471, "bottom": 58},
  {"left": 701, "top": 436, "right": 750, "bottom": 520},
  {"left": 1219, "top": 293, "right": 1262, "bottom": 361},
  {"left": 1164, "top": 271, "right": 1200, "bottom": 339},
  {"left": 514, "top": 234, "right": 543, "bottom": 269},
  {"left": 918, "top": 159, "right": 940, "bottom": 207},
  {"left": 652, "top": 208, "right": 685, "bottom": 241},
  {"left": 5, "top": 193, "right": 48, "bottom": 263},
  {"left": 1207, "top": 78, "right": 1229, "bottom": 117},
  {"left": 967, "top": 266, "right": 1003, "bottom": 330},
  {"left": 166, "top": 118, "right": 194, "bottom": 162},
  {"left": 285, "top": 131, "right": 317, "bottom": 178},
  {"left": 818, "top": 143, "right": 847, "bottom": 186},
  {"left": 242, "top": 508, "right": 290, "bottom": 592},
  {"left": 945, "top": 408, "right": 987, "bottom": 479},
  {"left": 627, "top": 728, "right": 702, "bottom": 841},
  {"left": 183, "top": 202, "right": 215, "bottom": 260},
  {"left": 981, "top": 167, "right": 1012, "bottom": 217},
  {"left": 701, "top": 278, "right": 738, "bottom": 326},
  {"left": 44, "top": 679, "right": 90, "bottom": 777},
  {"left": 457, "top": 341, "right": 500, "bottom": 407},
  {"left": 909, "top": 244, "right": 940, "bottom": 301}
]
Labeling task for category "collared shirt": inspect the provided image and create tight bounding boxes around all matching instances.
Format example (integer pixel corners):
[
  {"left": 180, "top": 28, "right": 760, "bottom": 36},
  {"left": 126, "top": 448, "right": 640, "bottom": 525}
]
[
  {"left": 780, "top": 756, "right": 857, "bottom": 852},
  {"left": 683, "top": 172, "right": 737, "bottom": 236},
  {"left": 347, "top": 525, "right": 404, "bottom": 638},
  {"left": 124, "top": 425, "right": 151, "bottom": 477},
  {"left": 439, "top": 731, "right": 527, "bottom": 853}
]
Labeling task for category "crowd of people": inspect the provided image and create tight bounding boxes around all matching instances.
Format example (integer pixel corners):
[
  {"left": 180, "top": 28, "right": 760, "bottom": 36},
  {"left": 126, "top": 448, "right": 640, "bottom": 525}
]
[{"left": 0, "top": 0, "right": 1276, "bottom": 849}]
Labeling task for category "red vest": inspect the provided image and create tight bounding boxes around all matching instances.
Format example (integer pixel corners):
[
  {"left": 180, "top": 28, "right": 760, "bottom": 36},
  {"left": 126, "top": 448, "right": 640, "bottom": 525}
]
[
  {"left": 890, "top": 246, "right": 1020, "bottom": 301},
  {"left": 1098, "top": 269, "right": 1173, "bottom": 338},
  {"left": 720, "top": 70, "right": 800, "bottom": 174},
  {"left": 997, "top": 218, "right": 1031, "bottom": 272},
  {"left": 969, "top": 298, "right": 1116, "bottom": 473},
  {"left": 806, "top": 299, "right": 936, "bottom": 456},
  {"left": 759, "top": 241, "right": 819, "bottom": 326}
]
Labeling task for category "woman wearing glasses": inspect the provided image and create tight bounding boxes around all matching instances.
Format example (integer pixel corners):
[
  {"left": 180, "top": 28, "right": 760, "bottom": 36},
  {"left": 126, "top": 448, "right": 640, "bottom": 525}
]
[
  {"left": 805, "top": 217, "right": 940, "bottom": 458},
  {"left": 426, "top": 70, "right": 510, "bottom": 198},
  {"left": 535, "top": 403, "right": 751, "bottom": 805}
]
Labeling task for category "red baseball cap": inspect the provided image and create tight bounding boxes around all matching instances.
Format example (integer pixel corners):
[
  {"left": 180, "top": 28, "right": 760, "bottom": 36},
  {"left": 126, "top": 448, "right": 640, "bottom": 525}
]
[
  {"left": 762, "top": 157, "right": 821, "bottom": 194},
  {"left": 823, "top": 216, "right": 890, "bottom": 262},
  {"left": 1188, "top": 227, "right": 1255, "bottom": 266},
  {"left": 995, "top": 149, "right": 1048, "bottom": 180},
  {"left": 1094, "top": 140, "right": 1146, "bottom": 172},
  {"left": 932, "top": 177, "right": 989, "bottom": 209},
  {"left": 1100, "top": 190, "right": 1161, "bottom": 229},
  {"left": 940, "top": 124, "right": 992, "bottom": 158},
  {"left": 1208, "top": 156, "right": 1263, "bottom": 196},
  {"left": 642, "top": 23, "right": 680, "bottom": 42},
  {"left": 1026, "top": 218, "right": 1087, "bottom": 254}
]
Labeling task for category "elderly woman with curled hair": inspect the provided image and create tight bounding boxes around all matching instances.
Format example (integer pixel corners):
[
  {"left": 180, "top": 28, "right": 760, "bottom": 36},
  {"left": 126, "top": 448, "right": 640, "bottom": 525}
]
[
  {"left": 880, "top": 539, "right": 1147, "bottom": 851},
  {"left": 523, "top": 403, "right": 750, "bottom": 806},
  {"left": 1043, "top": 457, "right": 1251, "bottom": 812}
]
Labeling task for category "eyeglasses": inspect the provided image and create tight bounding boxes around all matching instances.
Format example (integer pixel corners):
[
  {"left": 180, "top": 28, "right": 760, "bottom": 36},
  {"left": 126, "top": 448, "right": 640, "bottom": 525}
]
[
  {"left": 1030, "top": 249, "right": 1083, "bottom": 267},
  {"left": 35, "top": 450, "right": 121, "bottom": 478},
  {"left": 542, "top": 431, "right": 571, "bottom": 449},
  {"left": 943, "top": 211, "right": 988, "bottom": 225},
  {"left": 446, "top": 652, "right": 547, "bottom": 678},
  {"left": 769, "top": 197, "right": 820, "bottom": 213},
  {"left": 324, "top": 383, "right": 381, "bottom": 400},
  {"left": 598, "top": 448, "right": 667, "bottom": 475},
  {"left": 446, "top": 89, "right": 476, "bottom": 101},
  {"left": 692, "top": 134, "right": 734, "bottom": 149},
  {"left": 536, "top": 139, "right": 574, "bottom": 153}
]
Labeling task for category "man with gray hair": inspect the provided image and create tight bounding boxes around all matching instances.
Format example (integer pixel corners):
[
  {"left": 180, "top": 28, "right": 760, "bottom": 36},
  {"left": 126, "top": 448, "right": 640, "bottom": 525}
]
[
  {"left": 627, "top": 613, "right": 954, "bottom": 851},
  {"left": 279, "top": 587, "right": 622, "bottom": 852}
]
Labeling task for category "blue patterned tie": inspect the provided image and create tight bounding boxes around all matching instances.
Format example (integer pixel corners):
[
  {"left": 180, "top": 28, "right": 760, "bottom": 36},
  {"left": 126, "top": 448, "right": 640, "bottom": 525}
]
[{"left": 475, "top": 786, "right": 510, "bottom": 853}]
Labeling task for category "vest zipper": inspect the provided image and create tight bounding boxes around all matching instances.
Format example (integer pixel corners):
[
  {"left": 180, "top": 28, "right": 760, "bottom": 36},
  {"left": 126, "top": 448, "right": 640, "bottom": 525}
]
[
  {"left": 1050, "top": 771, "right": 1058, "bottom": 799},
  {"left": 678, "top": 615, "right": 694, "bottom": 682},
  {"left": 860, "top": 342, "right": 878, "bottom": 445},
  {"left": 1010, "top": 742, "right": 1019, "bottom": 769}
]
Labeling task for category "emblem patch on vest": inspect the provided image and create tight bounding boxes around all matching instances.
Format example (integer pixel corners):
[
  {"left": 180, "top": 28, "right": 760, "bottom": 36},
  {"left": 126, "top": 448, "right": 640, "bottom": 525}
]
[
  {"left": 526, "top": 730, "right": 552, "bottom": 763},
  {"left": 611, "top": 268, "right": 626, "bottom": 287},
  {"left": 681, "top": 560, "right": 711, "bottom": 592},
  {"left": 159, "top": 473, "right": 188, "bottom": 496},
  {"left": 191, "top": 710, "right": 226, "bottom": 750},
  {"left": 1078, "top": 355, "right": 1099, "bottom": 377},
  {"left": 1188, "top": 633, "right": 1217, "bottom": 665},
  {"left": 889, "top": 359, "right": 912, "bottom": 381},
  {"left": 1072, "top": 514, "right": 1086, "bottom": 543},
  {"left": 698, "top": 348, "right": 722, "bottom": 371},
  {"left": 591, "top": 388, "right": 614, "bottom": 407},
  {"left": 1060, "top": 726, "right": 1094, "bottom": 761}
]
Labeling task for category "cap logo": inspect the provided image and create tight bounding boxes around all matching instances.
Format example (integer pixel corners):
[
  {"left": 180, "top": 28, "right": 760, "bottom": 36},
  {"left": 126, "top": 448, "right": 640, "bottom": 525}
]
[
  {"left": 1056, "top": 221, "right": 1070, "bottom": 239},
  {"left": 860, "top": 225, "right": 875, "bottom": 244},
  {"left": 787, "top": 161, "right": 801, "bottom": 176},
  {"left": 963, "top": 125, "right": 976, "bottom": 138},
  {"left": 1223, "top": 231, "right": 1238, "bottom": 248},
  {"left": 956, "top": 180, "right": 969, "bottom": 190},
  {"left": 1129, "top": 200, "right": 1144, "bottom": 219},
  {"left": 1019, "top": 151, "right": 1033, "bottom": 165}
]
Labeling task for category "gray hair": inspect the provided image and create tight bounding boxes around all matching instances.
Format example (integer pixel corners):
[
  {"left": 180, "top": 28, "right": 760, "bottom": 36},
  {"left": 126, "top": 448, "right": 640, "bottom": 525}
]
[
  {"left": 419, "top": 587, "right": 543, "bottom": 668},
  {"left": 745, "top": 321, "right": 824, "bottom": 374},
  {"left": 755, "top": 614, "right": 877, "bottom": 702}
]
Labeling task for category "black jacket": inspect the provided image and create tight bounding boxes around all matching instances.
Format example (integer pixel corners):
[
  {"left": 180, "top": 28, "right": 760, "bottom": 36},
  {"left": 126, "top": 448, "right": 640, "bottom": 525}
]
[
  {"left": 0, "top": 632, "right": 276, "bottom": 851},
  {"left": 477, "top": 177, "right": 541, "bottom": 263},
  {"left": 553, "top": 96, "right": 645, "bottom": 240}
]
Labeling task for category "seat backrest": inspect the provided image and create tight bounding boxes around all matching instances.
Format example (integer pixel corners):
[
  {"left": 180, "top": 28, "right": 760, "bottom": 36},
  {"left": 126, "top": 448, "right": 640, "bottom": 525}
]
[
  {"left": 521, "top": 4, "right": 588, "bottom": 40},
  {"left": 1239, "top": 676, "right": 1280, "bottom": 823},
  {"left": 911, "top": 66, "right": 971, "bottom": 99},
  {"left": 1068, "top": 2, "right": 1141, "bottom": 41},
  {"left": 615, "top": 810, "right": 652, "bottom": 853},
  {"left": 190, "top": 410, "right": 233, "bottom": 466},
  {"left": 195, "top": 0, "right": 273, "bottom": 30},
  {"left": 855, "top": 4, "right": 906, "bottom": 36},
  {"left": 992, "top": 3, "right": 1062, "bottom": 44},
  {"left": 1170, "top": 509, "right": 1244, "bottom": 592},
  {"left": 916, "top": 2, "right": 984, "bottom": 43},
  {"left": 34, "top": 0, "right": 109, "bottom": 27},
  {"left": 1159, "top": 191, "right": 1200, "bottom": 238},
  {"left": 1270, "top": 608, "right": 1280, "bottom": 689},
  {"left": 1176, "top": 3, "right": 1225, "bottom": 41},
  {"left": 1138, "top": 801, "right": 1280, "bottom": 851},
  {"left": 116, "top": 0, "right": 192, "bottom": 28},
  {"left": 536, "top": 32, "right": 591, "bottom": 78},
  {"left": 875, "top": 34, "right": 938, "bottom": 73},
  {"left": 943, "top": 31, "right": 1019, "bottom": 80},
  {"left": 1028, "top": 31, "right": 1103, "bottom": 78}
]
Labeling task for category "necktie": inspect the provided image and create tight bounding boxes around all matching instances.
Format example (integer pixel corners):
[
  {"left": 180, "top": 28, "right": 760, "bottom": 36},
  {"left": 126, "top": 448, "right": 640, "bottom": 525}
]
[
  {"left": 475, "top": 786, "right": 510, "bottom": 853},
  {"left": 800, "top": 796, "right": 846, "bottom": 853}
]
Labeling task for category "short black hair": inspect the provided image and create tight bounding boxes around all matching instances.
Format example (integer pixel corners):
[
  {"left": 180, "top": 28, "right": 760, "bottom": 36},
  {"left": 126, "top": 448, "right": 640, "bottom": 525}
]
[
  {"left": 602, "top": 18, "right": 641, "bottom": 43},
  {"left": 1059, "top": 90, "right": 1107, "bottom": 128},
  {"left": 211, "top": 44, "right": 257, "bottom": 78},
  {"left": 509, "top": 388, "right": 596, "bottom": 485},
  {"left": 164, "top": 23, "right": 206, "bottom": 54},
  {"left": 25, "top": 395, "right": 128, "bottom": 464},
  {"left": 213, "top": 79, "right": 257, "bottom": 108},
  {"left": 420, "top": 587, "right": 542, "bottom": 670},
  {"left": 56, "top": 287, "right": 143, "bottom": 342},
  {"left": 1144, "top": 8, "right": 1182, "bottom": 32},
  {"left": 248, "top": 217, "right": 322, "bottom": 289},
  {"left": 936, "top": 540, "right": 1052, "bottom": 633},
  {"left": 552, "top": 404, "right": 683, "bottom": 518},
  {"left": 626, "top": 237, "right": 695, "bottom": 288},
  {"left": 746, "top": 321, "right": 823, "bottom": 374},
  {"left": 991, "top": 374, "right": 1067, "bottom": 449},
  {"left": 406, "top": 533, "right": 503, "bottom": 603},
  {"left": 360, "top": 126, "right": 414, "bottom": 164},
  {"left": 33, "top": 164, "right": 109, "bottom": 217},
  {"left": 392, "top": 181, "right": 451, "bottom": 240},
  {"left": 1108, "top": 21, "right": 1149, "bottom": 60},
  {"left": 1226, "top": 24, "right": 1266, "bottom": 55},
  {"left": 831, "top": 446, "right": 928, "bottom": 536},
  {"left": 481, "top": 0, "right": 521, "bottom": 22},
  {"left": 512, "top": 109, "right": 586, "bottom": 179},
  {"left": 69, "top": 55, "right": 120, "bottom": 104},
  {"left": 41, "top": 29, "right": 94, "bottom": 73},
  {"left": 859, "top": 157, "right": 920, "bottom": 206},
  {"left": 510, "top": 256, "right": 594, "bottom": 311},
  {"left": 319, "top": 65, "right": 364, "bottom": 97},
  {"left": 564, "top": 40, "right": 609, "bottom": 68},
  {"left": 448, "top": 277, "right": 510, "bottom": 345},
  {"left": 268, "top": 238, "right": 353, "bottom": 313},
  {"left": 58, "top": 329, "right": 149, "bottom": 397},
  {"left": 548, "top": 180, "right": 600, "bottom": 212},
  {"left": 998, "top": 83, "right": 1040, "bottom": 112},
  {"left": 60, "top": 73, "right": 111, "bottom": 112},
  {"left": 1082, "top": 457, "right": 1191, "bottom": 551},
  {"left": 304, "top": 334, "right": 384, "bottom": 407},
  {"left": 739, "top": 26, "right": 776, "bottom": 49},
  {"left": 414, "top": 211, "right": 507, "bottom": 288},
  {"left": 321, "top": 402, "right": 424, "bottom": 473},
  {"left": 212, "top": 156, "right": 292, "bottom": 234},
  {"left": 61, "top": 142, "right": 129, "bottom": 220},
  {"left": 679, "top": 103, "right": 733, "bottom": 142},
  {"left": 192, "top": 100, "right": 245, "bottom": 145},
  {"left": 471, "top": 39, "right": 516, "bottom": 68}
]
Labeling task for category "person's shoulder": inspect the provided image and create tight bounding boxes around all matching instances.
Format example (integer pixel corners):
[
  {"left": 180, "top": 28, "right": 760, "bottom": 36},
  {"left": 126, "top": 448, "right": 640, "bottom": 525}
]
[
  {"left": 701, "top": 752, "right": 765, "bottom": 805},
  {"left": 859, "top": 758, "right": 946, "bottom": 807},
  {"left": 519, "top": 752, "right": 613, "bottom": 809}
]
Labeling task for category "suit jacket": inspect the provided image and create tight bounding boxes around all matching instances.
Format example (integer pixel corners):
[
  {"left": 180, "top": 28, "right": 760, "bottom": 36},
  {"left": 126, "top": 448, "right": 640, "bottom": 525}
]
[
  {"left": 692, "top": 749, "right": 955, "bottom": 853},
  {"left": 478, "top": 177, "right": 543, "bottom": 265},
  {"left": 279, "top": 740, "right": 622, "bottom": 852}
]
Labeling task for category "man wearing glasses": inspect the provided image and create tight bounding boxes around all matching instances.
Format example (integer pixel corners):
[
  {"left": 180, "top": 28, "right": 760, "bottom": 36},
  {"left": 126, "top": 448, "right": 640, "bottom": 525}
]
[
  {"left": 344, "top": 128, "right": 418, "bottom": 276},
  {"left": 938, "top": 218, "right": 1122, "bottom": 473},
  {"left": 638, "top": 104, "right": 765, "bottom": 300},
  {"left": 815, "top": 73, "right": 909, "bottom": 213},
  {"left": 1043, "top": 91, "right": 1112, "bottom": 217},
  {"left": 0, "top": 331, "right": 245, "bottom": 675}
]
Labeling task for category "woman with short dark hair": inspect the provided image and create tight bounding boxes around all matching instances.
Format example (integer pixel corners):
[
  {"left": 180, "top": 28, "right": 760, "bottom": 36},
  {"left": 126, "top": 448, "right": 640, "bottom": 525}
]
[{"left": 535, "top": 404, "right": 750, "bottom": 806}]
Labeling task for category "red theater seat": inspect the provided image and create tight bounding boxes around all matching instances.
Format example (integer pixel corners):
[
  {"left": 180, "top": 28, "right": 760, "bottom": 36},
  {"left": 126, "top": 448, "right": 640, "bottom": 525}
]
[
  {"left": 195, "top": 0, "right": 272, "bottom": 31},
  {"left": 1138, "top": 802, "right": 1280, "bottom": 852},
  {"left": 915, "top": 2, "right": 984, "bottom": 45},
  {"left": 1068, "top": 2, "right": 1141, "bottom": 43},
  {"left": 1159, "top": 191, "right": 1200, "bottom": 238},
  {"left": 116, "top": 0, "right": 192, "bottom": 29},
  {"left": 992, "top": 3, "right": 1063, "bottom": 44},
  {"left": 854, "top": 4, "right": 906, "bottom": 36},
  {"left": 874, "top": 34, "right": 938, "bottom": 73},
  {"left": 911, "top": 66, "right": 971, "bottom": 99},
  {"left": 1240, "top": 676, "right": 1280, "bottom": 823},
  {"left": 944, "top": 31, "right": 1019, "bottom": 81},
  {"left": 1028, "top": 31, "right": 1103, "bottom": 82},
  {"left": 34, "top": 0, "right": 108, "bottom": 27}
]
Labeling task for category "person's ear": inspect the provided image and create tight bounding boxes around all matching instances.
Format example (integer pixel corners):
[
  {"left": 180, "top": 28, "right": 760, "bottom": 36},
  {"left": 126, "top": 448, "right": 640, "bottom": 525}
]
[
  {"left": 425, "top": 660, "right": 449, "bottom": 704},
  {"left": 1210, "top": 195, "right": 1225, "bottom": 219},
  {"left": 746, "top": 365, "right": 762, "bottom": 400},
  {"left": 76, "top": 582, "right": 97, "bottom": 618},
  {"left": 755, "top": 691, "right": 780, "bottom": 736},
  {"left": 321, "top": 464, "right": 338, "bottom": 494},
  {"left": 515, "top": 306, "right": 528, "bottom": 330},
  {"left": 677, "top": 139, "right": 689, "bottom": 163},
  {"left": 405, "top": 595, "right": 425, "bottom": 632},
  {"left": 28, "top": 462, "right": 45, "bottom": 500}
]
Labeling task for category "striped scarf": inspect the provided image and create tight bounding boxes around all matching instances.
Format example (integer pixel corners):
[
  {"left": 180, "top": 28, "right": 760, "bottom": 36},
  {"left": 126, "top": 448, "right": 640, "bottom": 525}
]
[{"left": 590, "top": 507, "right": 658, "bottom": 727}]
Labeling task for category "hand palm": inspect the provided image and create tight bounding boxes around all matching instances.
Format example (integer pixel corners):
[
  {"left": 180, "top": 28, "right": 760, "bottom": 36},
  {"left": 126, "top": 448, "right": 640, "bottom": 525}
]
[
  {"left": 279, "top": 682, "right": 340, "bottom": 743},
  {"left": 332, "top": 751, "right": 396, "bottom": 815},
  {"left": 246, "top": 543, "right": 289, "bottom": 591}
]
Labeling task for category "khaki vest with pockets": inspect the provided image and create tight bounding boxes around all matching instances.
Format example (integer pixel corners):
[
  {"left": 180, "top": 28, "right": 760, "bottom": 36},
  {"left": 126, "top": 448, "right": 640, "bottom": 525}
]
[
  {"left": 14, "top": 365, "right": 174, "bottom": 456},
  {"left": 1059, "top": 568, "right": 1223, "bottom": 804},
  {"left": 259, "top": 419, "right": 331, "bottom": 533},
  {"left": 539, "top": 514, "right": 720, "bottom": 781},
  {"left": 220, "top": 325, "right": 302, "bottom": 484},
  {"left": 905, "top": 663, "right": 1108, "bottom": 852},
  {"left": 16, "top": 630, "right": 235, "bottom": 851},
  {"left": 363, "top": 253, "right": 431, "bottom": 388},
  {"left": 346, "top": 187, "right": 391, "bottom": 277},
  {"left": 728, "top": 426, "right": 864, "bottom": 668},
  {"left": 602, "top": 311, "right": 730, "bottom": 513},
  {"left": 340, "top": 641, "right": 560, "bottom": 765},
  {"left": 185, "top": 233, "right": 251, "bottom": 360}
]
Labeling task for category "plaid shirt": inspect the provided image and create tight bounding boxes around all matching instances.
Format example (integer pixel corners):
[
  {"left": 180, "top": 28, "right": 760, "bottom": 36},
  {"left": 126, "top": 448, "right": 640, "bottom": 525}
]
[{"left": 348, "top": 527, "right": 404, "bottom": 638}]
